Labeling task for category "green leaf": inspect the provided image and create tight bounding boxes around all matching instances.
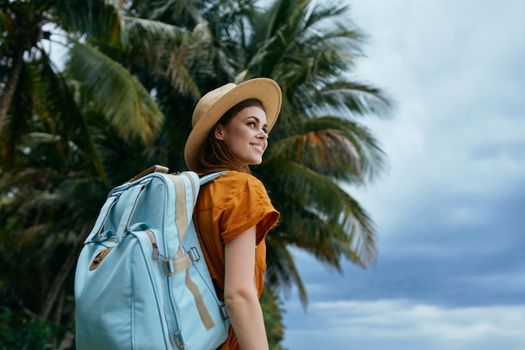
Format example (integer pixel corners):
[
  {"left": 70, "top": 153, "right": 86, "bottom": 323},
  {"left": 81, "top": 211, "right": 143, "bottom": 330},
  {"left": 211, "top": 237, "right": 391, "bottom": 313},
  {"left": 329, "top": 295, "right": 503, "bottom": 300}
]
[
  {"left": 119, "top": 15, "right": 187, "bottom": 49},
  {"left": 267, "top": 116, "right": 386, "bottom": 182},
  {"left": 67, "top": 41, "right": 164, "bottom": 144},
  {"left": 54, "top": 0, "right": 122, "bottom": 46},
  {"left": 265, "top": 238, "right": 309, "bottom": 306},
  {"left": 262, "top": 159, "right": 377, "bottom": 265}
]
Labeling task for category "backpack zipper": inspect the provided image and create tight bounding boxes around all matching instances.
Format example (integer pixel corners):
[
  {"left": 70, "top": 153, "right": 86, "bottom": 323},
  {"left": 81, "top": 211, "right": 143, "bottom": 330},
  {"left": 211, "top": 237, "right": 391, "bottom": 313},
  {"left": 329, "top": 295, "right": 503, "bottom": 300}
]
[
  {"left": 145, "top": 229, "right": 160, "bottom": 260},
  {"left": 145, "top": 229, "right": 183, "bottom": 349},
  {"left": 133, "top": 232, "right": 171, "bottom": 349}
]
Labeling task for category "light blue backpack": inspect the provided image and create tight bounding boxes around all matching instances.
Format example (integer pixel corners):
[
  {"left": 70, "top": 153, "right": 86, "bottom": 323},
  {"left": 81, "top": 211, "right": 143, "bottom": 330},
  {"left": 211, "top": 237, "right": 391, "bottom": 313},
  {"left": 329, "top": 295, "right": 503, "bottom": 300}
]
[{"left": 75, "top": 165, "right": 229, "bottom": 349}]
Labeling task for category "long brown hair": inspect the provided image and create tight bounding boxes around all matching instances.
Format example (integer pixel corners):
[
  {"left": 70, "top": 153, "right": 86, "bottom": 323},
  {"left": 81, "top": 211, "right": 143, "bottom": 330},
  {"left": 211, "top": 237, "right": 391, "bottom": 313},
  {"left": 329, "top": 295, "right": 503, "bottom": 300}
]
[{"left": 195, "top": 98, "right": 265, "bottom": 174}]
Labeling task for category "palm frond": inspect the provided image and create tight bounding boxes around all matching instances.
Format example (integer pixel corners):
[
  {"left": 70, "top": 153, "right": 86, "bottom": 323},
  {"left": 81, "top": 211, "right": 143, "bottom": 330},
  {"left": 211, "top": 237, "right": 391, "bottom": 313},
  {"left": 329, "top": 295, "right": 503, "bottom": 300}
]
[
  {"left": 311, "top": 80, "right": 393, "bottom": 117},
  {"left": 302, "top": 0, "right": 349, "bottom": 31},
  {"left": 265, "top": 238, "right": 308, "bottom": 306},
  {"left": 299, "top": 21, "right": 364, "bottom": 57},
  {"left": 165, "top": 50, "right": 202, "bottom": 98},
  {"left": 54, "top": 0, "right": 121, "bottom": 46},
  {"left": 267, "top": 116, "right": 385, "bottom": 182},
  {"left": 122, "top": 19, "right": 209, "bottom": 99},
  {"left": 247, "top": 0, "right": 313, "bottom": 76},
  {"left": 279, "top": 205, "right": 366, "bottom": 268},
  {"left": 119, "top": 15, "right": 188, "bottom": 49},
  {"left": 31, "top": 53, "right": 109, "bottom": 181},
  {"left": 0, "top": 61, "right": 32, "bottom": 165},
  {"left": 0, "top": 167, "right": 59, "bottom": 193},
  {"left": 261, "top": 159, "right": 377, "bottom": 264},
  {"left": 262, "top": 0, "right": 309, "bottom": 41},
  {"left": 67, "top": 41, "right": 164, "bottom": 144},
  {"left": 136, "top": 0, "right": 204, "bottom": 26}
]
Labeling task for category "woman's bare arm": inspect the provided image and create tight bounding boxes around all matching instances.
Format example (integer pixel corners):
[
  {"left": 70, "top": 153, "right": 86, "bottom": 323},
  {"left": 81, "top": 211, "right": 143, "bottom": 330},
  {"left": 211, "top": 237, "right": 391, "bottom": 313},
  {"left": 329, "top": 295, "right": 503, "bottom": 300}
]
[{"left": 224, "top": 226, "right": 268, "bottom": 350}]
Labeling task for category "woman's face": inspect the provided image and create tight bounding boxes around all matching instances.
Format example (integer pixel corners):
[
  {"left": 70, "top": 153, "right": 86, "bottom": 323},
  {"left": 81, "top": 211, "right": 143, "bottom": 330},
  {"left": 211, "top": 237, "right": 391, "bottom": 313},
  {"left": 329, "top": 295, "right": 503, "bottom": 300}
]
[{"left": 214, "top": 106, "right": 269, "bottom": 165}]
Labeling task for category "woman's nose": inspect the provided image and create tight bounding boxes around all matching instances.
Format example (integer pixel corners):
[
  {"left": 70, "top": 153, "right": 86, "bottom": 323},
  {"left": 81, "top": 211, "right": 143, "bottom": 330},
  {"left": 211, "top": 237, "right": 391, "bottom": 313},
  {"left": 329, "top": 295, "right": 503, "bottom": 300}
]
[{"left": 257, "top": 130, "right": 268, "bottom": 139}]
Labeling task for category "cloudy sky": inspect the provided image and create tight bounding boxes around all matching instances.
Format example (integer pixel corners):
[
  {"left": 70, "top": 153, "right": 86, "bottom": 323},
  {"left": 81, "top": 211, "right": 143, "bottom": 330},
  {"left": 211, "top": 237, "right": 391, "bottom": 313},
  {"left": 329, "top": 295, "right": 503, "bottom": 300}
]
[{"left": 282, "top": 0, "right": 525, "bottom": 349}]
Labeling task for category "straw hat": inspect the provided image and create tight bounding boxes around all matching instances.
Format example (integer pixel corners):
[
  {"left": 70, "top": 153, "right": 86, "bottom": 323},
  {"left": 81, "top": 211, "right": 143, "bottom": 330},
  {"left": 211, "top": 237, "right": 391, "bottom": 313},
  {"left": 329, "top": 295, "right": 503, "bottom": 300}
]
[{"left": 184, "top": 78, "right": 282, "bottom": 170}]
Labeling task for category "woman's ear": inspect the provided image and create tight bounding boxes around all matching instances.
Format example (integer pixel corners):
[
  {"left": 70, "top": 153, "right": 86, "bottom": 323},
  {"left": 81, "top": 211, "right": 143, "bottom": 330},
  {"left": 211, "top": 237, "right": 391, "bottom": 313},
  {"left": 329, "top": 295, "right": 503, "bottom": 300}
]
[{"left": 214, "top": 124, "right": 225, "bottom": 141}]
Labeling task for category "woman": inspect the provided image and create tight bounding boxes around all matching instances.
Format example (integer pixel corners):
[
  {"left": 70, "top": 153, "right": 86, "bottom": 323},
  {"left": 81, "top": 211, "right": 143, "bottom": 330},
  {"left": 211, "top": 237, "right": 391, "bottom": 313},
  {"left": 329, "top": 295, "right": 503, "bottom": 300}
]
[{"left": 183, "top": 78, "right": 282, "bottom": 350}]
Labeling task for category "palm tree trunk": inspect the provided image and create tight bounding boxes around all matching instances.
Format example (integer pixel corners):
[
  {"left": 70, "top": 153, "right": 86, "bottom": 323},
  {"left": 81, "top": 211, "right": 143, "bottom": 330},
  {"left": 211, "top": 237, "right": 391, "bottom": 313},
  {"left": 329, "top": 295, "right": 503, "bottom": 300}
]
[
  {"left": 0, "top": 48, "right": 24, "bottom": 129},
  {"left": 39, "top": 225, "right": 88, "bottom": 321},
  {"left": 57, "top": 309, "right": 76, "bottom": 349},
  {"left": 38, "top": 246, "right": 78, "bottom": 321}
]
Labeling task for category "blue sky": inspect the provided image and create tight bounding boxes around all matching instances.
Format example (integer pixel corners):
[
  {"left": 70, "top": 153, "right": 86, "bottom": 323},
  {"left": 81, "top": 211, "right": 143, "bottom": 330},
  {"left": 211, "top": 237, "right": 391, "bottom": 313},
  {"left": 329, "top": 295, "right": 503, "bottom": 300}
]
[{"left": 282, "top": 0, "right": 525, "bottom": 349}]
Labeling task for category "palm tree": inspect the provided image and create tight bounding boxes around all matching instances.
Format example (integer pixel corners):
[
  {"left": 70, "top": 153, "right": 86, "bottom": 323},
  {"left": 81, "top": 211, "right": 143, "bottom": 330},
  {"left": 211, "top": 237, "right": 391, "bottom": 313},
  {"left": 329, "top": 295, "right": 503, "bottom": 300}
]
[
  {"left": 0, "top": 0, "right": 190, "bottom": 163},
  {"left": 136, "top": 0, "right": 391, "bottom": 304},
  {"left": 0, "top": 0, "right": 193, "bottom": 346},
  {"left": 0, "top": 0, "right": 391, "bottom": 347}
]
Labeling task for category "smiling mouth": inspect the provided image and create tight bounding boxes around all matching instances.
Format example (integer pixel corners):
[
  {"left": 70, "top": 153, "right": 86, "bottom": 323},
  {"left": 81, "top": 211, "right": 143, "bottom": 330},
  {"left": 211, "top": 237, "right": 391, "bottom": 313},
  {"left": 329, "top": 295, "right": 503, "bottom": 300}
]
[{"left": 250, "top": 143, "right": 264, "bottom": 152}]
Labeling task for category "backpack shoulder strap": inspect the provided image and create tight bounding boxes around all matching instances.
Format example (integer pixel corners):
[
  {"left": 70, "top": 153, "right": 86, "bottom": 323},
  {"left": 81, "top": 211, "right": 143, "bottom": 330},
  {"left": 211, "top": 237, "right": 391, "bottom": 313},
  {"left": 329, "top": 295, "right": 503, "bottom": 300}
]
[{"left": 199, "top": 171, "right": 227, "bottom": 186}]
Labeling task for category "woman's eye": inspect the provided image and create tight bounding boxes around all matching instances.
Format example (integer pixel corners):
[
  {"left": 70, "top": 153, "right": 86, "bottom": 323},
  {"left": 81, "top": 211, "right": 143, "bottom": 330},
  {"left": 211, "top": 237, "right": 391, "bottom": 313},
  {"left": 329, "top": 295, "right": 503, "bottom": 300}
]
[{"left": 247, "top": 122, "right": 256, "bottom": 127}]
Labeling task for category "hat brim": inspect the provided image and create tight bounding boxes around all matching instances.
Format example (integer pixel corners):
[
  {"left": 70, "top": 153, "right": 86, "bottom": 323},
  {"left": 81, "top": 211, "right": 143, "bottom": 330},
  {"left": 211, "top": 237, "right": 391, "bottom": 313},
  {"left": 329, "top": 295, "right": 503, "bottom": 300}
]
[{"left": 184, "top": 78, "right": 282, "bottom": 170}]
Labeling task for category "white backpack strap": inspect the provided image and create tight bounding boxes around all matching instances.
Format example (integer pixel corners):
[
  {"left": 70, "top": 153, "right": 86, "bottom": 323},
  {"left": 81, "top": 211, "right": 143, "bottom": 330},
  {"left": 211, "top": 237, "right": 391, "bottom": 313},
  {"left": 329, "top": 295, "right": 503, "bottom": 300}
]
[
  {"left": 158, "top": 180, "right": 217, "bottom": 329},
  {"left": 169, "top": 175, "right": 192, "bottom": 251},
  {"left": 199, "top": 171, "right": 226, "bottom": 186}
]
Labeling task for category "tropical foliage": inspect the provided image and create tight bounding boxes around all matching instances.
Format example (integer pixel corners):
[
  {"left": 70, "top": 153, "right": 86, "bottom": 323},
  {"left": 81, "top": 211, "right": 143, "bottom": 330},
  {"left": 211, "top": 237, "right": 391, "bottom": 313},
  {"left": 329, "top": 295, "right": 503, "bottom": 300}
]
[{"left": 0, "top": 0, "right": 390, "bottom": 347}]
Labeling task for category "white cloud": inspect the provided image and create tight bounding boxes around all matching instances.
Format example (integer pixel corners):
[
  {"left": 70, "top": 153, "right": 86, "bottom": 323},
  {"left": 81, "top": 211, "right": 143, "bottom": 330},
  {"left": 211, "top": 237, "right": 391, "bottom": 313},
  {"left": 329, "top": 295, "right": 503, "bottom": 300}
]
[
  {"left": 284, "top": 299, "right": 525, "bottom": 350},
  {"left": 283, "top": 1, "right": 525, "bottom": 349},
  {"left": 345, "top": 0, "right": 525, "bottom": 231}
]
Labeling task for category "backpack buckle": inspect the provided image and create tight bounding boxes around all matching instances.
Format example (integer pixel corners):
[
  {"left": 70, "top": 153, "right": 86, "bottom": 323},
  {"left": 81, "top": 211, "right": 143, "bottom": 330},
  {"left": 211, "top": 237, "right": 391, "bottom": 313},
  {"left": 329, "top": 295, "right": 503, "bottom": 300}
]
[
  {"left": 188, "top": 247, "right": 200, "bottom": 262},
  {"left": 162, "top": 258, "right": 175, "bottom": 277},
  {"left": 173, "top": 331, "right": 185, "bottom": 349},
  {"left": 162, "top": 255, "right": 191, "bottom": 276},
  {"left": 219, "top": 304, "right": 229, "bottom": 320}
]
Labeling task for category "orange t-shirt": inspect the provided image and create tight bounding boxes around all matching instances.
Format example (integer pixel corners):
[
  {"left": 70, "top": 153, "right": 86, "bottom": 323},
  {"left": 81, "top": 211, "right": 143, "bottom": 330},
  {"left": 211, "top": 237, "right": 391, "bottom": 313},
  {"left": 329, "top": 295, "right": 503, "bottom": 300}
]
[{"left": 193, "top": 171, "right": 280, "bottom": 350}]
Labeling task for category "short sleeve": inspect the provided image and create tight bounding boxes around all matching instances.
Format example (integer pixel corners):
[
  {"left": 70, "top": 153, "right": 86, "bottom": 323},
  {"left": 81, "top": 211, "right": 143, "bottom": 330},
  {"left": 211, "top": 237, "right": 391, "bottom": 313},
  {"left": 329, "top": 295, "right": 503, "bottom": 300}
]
[{"left": 219, "top": 177, "right": 280, "bottom": 245}]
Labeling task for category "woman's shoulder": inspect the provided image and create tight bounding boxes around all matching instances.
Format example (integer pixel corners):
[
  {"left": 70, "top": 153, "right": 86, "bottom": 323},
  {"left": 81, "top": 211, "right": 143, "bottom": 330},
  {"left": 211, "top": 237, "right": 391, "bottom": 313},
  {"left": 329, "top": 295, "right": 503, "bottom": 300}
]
[
  {"left": 215, "top": 171, "right": 268, "bottom": 194},
  {"left": 217, "top": 170, "right": 263, "bottom": 185},
  {"left": 201, "top": 171, "right": 269, "bottom": 206}
]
